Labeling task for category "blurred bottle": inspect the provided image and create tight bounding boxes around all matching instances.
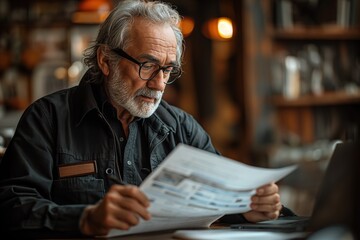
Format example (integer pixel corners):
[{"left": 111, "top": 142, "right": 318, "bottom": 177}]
[
  {"left": 32, "top": 32, "right": 69, "bottom": 101},
  {"left": 283, "top": 56, "right": 301, "bottom": 99}
]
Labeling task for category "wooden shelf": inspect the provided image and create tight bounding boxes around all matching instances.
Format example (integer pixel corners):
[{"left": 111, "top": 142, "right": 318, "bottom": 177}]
[
  {"left": 271, "top": 91, "right": 360, "bottom": 107},
  {"left": 271, "top": 26, "right": 360, "bottom": 40}
]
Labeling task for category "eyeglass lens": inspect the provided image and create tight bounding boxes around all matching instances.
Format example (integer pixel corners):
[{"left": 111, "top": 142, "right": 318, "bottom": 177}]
[{"left": 139, "top": 63, "right": 180, "bottom": 83}]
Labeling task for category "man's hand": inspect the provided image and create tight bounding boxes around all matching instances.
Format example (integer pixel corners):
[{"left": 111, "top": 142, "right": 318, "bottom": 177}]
[
  {"left": 79, "top": 184, "right": 151, "bottom": 236},
  {"left": 243, "top": 182, "right": 282, "bottom": 223}
]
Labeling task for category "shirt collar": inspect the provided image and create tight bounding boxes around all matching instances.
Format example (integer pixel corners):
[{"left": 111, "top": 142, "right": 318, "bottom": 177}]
[
  {"left": 71, "top": 69, "right": 176, "bottom": 131},
  {"left": 70, "top": 70, "right": 102, "bottom": 126}
]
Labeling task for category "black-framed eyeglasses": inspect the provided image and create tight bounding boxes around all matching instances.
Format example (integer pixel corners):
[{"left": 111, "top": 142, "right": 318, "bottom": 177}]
[{"left": 111, "top": 48, "right": 182, "bottom": 84}]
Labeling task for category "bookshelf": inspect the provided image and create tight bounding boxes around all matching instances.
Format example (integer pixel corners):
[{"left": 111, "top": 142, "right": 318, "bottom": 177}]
[
  {"left": 239, "top": 0, "right": 360, "bottom": 215},
  {"left": 0, "top": 0, "right": 100, "bottom": 110},
  {"left": 269, "top": 0, "right": 360, "bottom": 144},
  {"left": 266, "top": 0, "right": 360, "bottom": 145}
]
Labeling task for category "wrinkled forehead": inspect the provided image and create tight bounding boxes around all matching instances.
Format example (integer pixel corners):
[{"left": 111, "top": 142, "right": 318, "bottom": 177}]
[{"left": 126, "top": 17, "right": 177, "bottom": 55}]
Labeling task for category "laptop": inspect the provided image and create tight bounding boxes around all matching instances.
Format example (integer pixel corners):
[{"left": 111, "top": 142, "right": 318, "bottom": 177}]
[
  {"left": 306, "top": 141, "right": 359, "bottom": 237},
  {"left": 230, "top": 141, "right": 360, "bottom": 237},
  {"left": 230, "top": 216, "right": 309, "bottom": 232}
]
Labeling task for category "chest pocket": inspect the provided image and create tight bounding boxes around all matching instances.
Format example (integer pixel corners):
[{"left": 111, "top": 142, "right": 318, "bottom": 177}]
[{"left": 52, "top": 176, "right": 105, "bottom": 205}]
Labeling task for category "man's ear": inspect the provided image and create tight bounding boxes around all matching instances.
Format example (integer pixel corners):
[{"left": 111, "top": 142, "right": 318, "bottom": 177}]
[{"left": 97, "top": 46, "right": 110, "bottom": 76}]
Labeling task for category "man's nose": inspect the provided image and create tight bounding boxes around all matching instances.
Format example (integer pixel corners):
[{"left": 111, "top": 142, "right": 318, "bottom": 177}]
[{"left": 146, "top": 70, "right": 166, "bottom": 91}]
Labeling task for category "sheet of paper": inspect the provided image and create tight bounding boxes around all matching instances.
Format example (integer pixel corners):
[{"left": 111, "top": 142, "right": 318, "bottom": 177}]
[
  {"left": 172, "top": 229, "right": 308, "bottom": 240},
  {"left": 105, "top": 215, "right": 220, "bottom": 238},
  {"left": 141, "top": 144, "right": 297, "bottom": 217},
  {"left": 103, "top": 144, "right": 297, "bottom": 238}
]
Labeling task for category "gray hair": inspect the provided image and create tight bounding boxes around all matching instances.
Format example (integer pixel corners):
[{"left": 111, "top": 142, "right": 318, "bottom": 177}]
[{"left": 83, "top": 0, "right": 184, "bottom": 83}]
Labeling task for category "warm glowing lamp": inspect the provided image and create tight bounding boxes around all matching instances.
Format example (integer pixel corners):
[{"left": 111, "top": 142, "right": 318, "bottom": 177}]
[
  {"left": 77, "top": 0, "right": 111, "bottom": 12},
  {"left": 217, "top": 18, "right": 233, "bottom": 39},
  {"left": 202, "top": 17, "right": 234, "bottom": 40},
  {"left": 179, "top": 16, "right": 195, "bottom": 37},
  {"left": 72, "top": 0, "right": 112, "bottom": 24}
]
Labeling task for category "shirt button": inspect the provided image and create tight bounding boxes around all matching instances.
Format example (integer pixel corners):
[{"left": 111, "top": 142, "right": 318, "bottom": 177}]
[
  {"left": 105, "top": 168, "right": 114, "bottom": 175},
  {"left": 119, "top": 137, "right": 124, "bottom": 142},
  {"left": 127, "top": 161, "right": 132, "bottom": 165}
]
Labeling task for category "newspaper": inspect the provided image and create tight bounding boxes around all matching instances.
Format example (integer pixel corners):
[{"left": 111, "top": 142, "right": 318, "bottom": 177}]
[{"left": 103, "top": 144, "right": 297, "bottom": 238}]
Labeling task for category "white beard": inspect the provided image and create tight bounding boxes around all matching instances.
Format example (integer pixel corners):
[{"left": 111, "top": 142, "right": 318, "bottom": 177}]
[{"left": 106, "top": 67, "right": 163, "bottom": 118}]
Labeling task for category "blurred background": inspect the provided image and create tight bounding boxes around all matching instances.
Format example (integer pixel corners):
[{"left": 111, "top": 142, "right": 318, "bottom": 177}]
[{"left": 0, "top": 0, "right": 359, "bottom": 217}]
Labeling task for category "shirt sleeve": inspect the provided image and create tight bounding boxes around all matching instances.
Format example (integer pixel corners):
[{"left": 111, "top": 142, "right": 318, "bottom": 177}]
[{"left": 0, "top": 100, "right": 86, "bottom": 233}]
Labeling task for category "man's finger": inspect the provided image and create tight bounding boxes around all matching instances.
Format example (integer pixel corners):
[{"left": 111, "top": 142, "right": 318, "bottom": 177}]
[
  {"left": 252, "top": 193, "right": 280, "bottom": 204},
  {"left": 256, "top": 183, "right": 279, "bottom": 196},
  {"left": 112, "top": 185, "right": 150, "bottom": 207}
]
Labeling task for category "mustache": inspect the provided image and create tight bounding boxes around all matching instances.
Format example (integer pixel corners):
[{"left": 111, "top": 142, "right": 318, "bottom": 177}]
[{"left": 135, "top": 88, "right": 163, "bottom": 99}]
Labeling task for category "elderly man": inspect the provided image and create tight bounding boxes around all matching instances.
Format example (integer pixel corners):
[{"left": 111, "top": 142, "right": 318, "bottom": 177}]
[{"left": 0, "top": 0, "right": 282, "bottom": 237}]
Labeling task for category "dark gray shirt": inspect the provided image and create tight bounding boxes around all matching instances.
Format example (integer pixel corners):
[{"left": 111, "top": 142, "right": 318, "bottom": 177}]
[{"left": 0, "top": 71, "right": 218, "bottom": 234}]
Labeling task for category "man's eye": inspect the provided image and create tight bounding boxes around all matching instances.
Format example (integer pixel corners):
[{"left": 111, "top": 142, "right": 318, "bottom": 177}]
[
  {"left": 163, "top": 67, "right": 173, "bottom": 74},
  {"left": 142, "top": 63, "right": 157, "bottom": 70}
]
